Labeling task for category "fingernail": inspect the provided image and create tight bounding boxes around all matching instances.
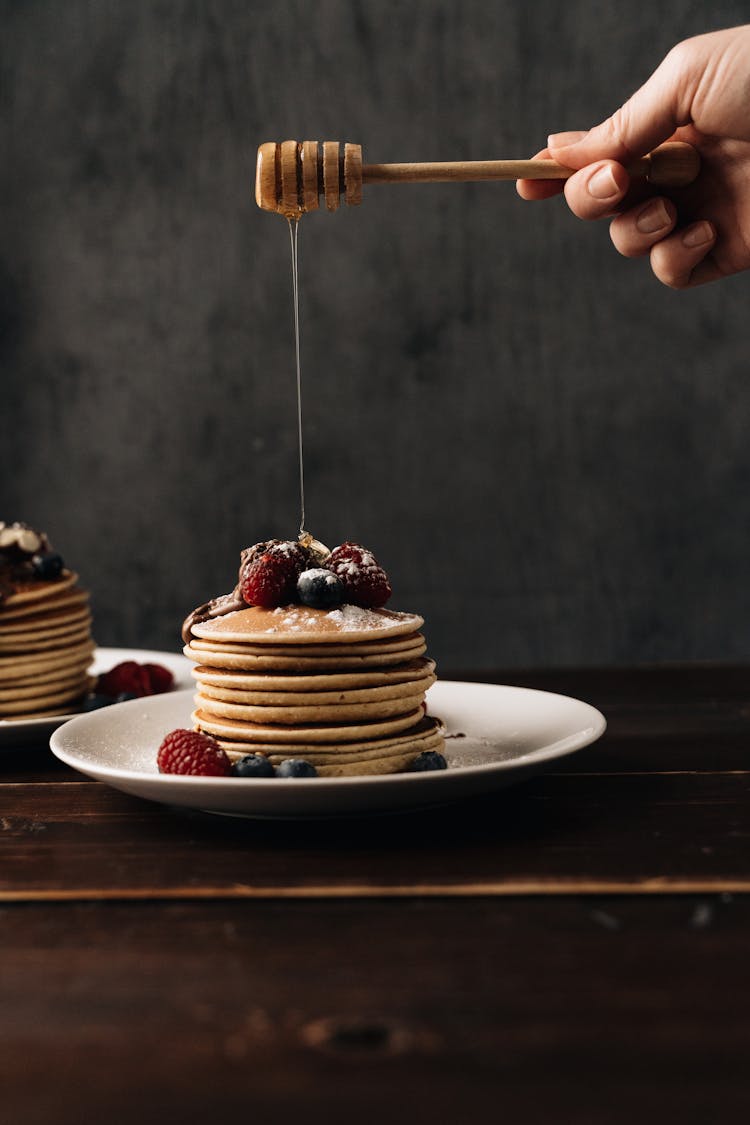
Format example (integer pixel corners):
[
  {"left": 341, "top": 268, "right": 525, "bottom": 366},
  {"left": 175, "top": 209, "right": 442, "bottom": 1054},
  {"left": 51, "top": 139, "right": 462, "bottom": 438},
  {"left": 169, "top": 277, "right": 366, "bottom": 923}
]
[
  {"left": 548, "top": 130, "right": 586, "bottom": 149},
  {"left": 587, "top": 165, "right": 619, "bottom": 200},
  {"left": 682, "top": 221, "right": 714, "bottom": 248},
  {"left": 546, "top": 131, "right": 584, "bottom": 149},
  {"left": 636, "top": 199, "right": 671, "bottom": 234}
]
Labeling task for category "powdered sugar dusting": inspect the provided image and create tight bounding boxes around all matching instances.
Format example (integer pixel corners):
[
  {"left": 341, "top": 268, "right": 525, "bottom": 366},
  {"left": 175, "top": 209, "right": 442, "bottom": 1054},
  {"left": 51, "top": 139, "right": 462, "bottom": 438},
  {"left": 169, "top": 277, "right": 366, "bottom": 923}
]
[
  {"left": 327, "top": 605, "right": 403, "bottom": 630},
  {"left": 329, "top": 549, "right": 377, "bottom": 578},
  {"left": 269, "top": 604, "right": 410, "bottom": 632},
  {"left": 274, "top": 542, "right": 302, "bottom": 559}
]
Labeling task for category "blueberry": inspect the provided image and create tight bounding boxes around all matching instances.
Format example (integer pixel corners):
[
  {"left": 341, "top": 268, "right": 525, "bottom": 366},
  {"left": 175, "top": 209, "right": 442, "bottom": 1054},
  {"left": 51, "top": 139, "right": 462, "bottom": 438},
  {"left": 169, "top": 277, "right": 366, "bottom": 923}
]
[
  {"left": 31, "top": 552, "right": 64, "bottom": 580},
  {"left": 407, "top": 750, "right": 448, "bottom": 772},
  {"left": 82, "top": 693, "right": 113, "bottom": 711},
  {"left": 115, "top": 692, "right": 139, "bottom": 703},
  {"left": 296, "top": 568, "right": 343, "bottom": 609},
  {"left": 276, "top": 758, "right": 318, "bottom": 778},
  {"left": 233, "top": 753, "right": 276, "bottom": 778}
]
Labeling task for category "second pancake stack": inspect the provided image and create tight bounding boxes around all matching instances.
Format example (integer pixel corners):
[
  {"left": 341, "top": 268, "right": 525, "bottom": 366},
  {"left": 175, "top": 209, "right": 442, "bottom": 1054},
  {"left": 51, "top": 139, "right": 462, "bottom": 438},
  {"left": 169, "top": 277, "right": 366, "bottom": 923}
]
[{"left": 0, "top": 522, "right": 95, "bottom": 718}]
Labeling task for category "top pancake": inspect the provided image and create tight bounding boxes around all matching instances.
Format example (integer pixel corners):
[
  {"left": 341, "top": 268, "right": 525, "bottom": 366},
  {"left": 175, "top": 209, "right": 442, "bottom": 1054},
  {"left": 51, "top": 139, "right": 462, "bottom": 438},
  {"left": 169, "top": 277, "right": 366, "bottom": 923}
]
[
  {"left": 190, "top": 604, "right": 424, "bottom": 646},
  {"left": 0, "top": 587, "right": 89, "bottom": 623},
  {"left": 0, "top": 571, "right": 79, "bottom": 609}
]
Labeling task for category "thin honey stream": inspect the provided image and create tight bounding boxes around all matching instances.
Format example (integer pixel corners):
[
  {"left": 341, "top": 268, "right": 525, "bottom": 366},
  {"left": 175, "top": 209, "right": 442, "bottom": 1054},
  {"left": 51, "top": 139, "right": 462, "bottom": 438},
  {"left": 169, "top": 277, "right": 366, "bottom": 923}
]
[{"left": 287, "top": 216, "right": 307, "bottom": 541}]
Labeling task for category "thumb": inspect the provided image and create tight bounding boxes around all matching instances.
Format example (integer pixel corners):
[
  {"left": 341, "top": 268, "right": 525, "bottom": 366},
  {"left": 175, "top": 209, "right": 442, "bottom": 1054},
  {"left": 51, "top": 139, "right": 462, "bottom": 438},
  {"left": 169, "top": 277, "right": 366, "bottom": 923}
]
[{"left": 548, "top": 50, "right": 691, "bottom": 169}]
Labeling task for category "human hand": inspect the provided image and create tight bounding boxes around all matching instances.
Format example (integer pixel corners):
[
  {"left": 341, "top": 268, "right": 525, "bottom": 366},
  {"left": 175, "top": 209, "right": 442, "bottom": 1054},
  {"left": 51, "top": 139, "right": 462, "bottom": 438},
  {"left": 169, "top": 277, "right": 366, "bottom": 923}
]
[{"left": 517, "top": 26, "right": 750, "bottom": 288}]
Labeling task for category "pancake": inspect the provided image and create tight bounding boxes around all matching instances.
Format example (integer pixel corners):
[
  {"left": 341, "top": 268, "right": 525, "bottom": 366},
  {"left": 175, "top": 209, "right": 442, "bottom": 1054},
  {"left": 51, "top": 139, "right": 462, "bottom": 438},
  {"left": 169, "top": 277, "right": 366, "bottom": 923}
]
[
  {"left": 1, "top": 571, "right": 79, "bottom": 606},
  {"left": 187, "top": 631, "right": 425, "bottom": 658},
  {"left": 0, "top": 625, "right": 93, "bottom": 653},
  {"left": 190, "top": 656, "right": 436, "bottom": 693},
  {"left": 217, "top": 722, "right": 440, "bottom": 756},
  {"left": 0, "top": 676, "right": 96, "bottom": 717},
  {"left": 0, "top": 668, "right": 96, "bottom": 702},
  {"left": 195, "top": 691, "right": 427, "bottom": 725},
  {"left": 0, "top": 589, "right": 89, "bottom": 622},
  {"left": 195, "top": 672, "right": 436, "bottom": 706},
  {"left": 0, "top": 642, "right": 95, "bottom": 681},
  {"left": 272, "top": 732, "right": 446, "bottom": 777},
  {"left": 190, "top": 604, "right": 424, "bottom": 645},
  {"left": 0, "top": 624, "right": 93, "bottom": 652},
  {"left": 193, "top": 706, "right": 424, "bottom": 744},
  {"left": 183, "top": 643, "right": 427, "bottom": 672},
  {"left": 217, "top": 717, "right": 444, "bottom": 777},
  {"left": 0, "top": 606, "right": 91, "bottom": 634}
]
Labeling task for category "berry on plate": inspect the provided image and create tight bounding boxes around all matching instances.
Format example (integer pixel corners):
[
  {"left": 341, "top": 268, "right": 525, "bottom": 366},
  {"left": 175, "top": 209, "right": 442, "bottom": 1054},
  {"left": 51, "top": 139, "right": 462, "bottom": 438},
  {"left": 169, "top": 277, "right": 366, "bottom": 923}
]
[
  {"left": 233, "top": 753, "right": 276, "bottom": 778},
  {"left": 407, "top": 750, "right": 447, "bottom": 772},
  {"left": 276, "top": 758, "right": 318, "bottom": 778},
  {"left": 157, "top": 729, "right": 233, "bottom": 776},
  {"left": 324, "top": 542, "right": 392, "bottom": 608},
  {"left": 98, "top": 661, "right": 174, "bottom": 699},
  {"left": 141, "top": 663, "right": 175, "bottom": 694},
  {"left": 82, "top": 693, "right": 112, "bottom": 712}
]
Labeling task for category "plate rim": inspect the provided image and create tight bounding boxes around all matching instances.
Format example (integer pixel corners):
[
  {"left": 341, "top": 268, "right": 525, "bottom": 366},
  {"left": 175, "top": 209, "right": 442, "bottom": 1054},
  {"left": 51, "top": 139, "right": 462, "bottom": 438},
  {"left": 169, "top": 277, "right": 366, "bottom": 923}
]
[{"left": 50, "top": 679, "right": 607, "bottom": 788}]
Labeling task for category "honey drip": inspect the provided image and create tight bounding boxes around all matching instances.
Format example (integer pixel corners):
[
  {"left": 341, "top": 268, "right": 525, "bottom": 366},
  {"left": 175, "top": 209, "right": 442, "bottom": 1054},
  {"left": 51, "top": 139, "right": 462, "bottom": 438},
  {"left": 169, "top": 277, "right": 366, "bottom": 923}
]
[{"left": 288, "top": 216, "right": 307, "bottom": 540}]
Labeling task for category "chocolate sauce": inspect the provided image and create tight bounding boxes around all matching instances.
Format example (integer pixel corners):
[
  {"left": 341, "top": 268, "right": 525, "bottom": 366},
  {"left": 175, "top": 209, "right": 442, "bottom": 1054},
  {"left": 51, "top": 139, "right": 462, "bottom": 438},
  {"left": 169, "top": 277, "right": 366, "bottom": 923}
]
[{"left": 180, "top": 590, "right": 246, "bottom": 645}]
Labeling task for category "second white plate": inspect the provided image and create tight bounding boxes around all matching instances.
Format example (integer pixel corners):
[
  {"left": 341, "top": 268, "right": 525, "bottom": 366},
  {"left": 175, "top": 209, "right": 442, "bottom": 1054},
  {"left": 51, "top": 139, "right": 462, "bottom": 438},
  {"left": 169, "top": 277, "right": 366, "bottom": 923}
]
[{"left": 0, "top": 647, "right": 193, "bottom": 747}]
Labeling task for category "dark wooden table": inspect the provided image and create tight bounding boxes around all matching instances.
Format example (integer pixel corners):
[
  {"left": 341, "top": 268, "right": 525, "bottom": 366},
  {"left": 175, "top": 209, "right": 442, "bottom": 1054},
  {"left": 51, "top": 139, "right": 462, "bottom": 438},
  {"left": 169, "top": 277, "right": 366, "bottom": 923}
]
[{"left": 2, "top": 664, "right": 749, "bottom": 1125}]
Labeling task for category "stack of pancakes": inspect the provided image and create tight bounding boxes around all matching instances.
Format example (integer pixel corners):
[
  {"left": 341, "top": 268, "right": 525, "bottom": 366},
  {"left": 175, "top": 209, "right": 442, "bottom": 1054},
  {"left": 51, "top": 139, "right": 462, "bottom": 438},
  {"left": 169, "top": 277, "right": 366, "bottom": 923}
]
[
  {"left": 0, "top": 571, "right": 95, "bottom": 718},
  {"left": 183, "top": 603, "right": 444, "bottom": 776}
]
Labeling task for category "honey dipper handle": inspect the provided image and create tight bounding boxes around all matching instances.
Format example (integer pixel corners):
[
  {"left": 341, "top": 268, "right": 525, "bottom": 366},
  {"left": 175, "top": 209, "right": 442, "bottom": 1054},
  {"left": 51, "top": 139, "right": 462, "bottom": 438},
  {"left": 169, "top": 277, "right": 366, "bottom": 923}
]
[{"left": 362, "top": 142, "right": 700, "bottom": 189}]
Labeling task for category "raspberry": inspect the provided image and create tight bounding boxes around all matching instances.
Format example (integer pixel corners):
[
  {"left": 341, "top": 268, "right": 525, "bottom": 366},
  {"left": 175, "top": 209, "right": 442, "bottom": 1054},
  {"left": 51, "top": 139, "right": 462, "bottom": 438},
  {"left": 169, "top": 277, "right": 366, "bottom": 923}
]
[
  {"left": 98, "top": 661, "right": 151, "bottom": 698},
  {"left": 239, "top": 539, "right": 282, "bottom": 568},
  {"left": 157, "top": 729, "right": 233, "bottom": 776},
  {"left": 324, "top": 542, "right": 392, "bottom": 608},
  {"left": 142, "top": 663, "right": 175, "bottom": 694},
  {"left": 238, "top": 539, "right": 312, "bottom": 576},
  {"left": 239, "top": 540, "right": 308, "bottom": 607},
  {"left": 98, "top": 660, "right": 174, "bottom": 698}
]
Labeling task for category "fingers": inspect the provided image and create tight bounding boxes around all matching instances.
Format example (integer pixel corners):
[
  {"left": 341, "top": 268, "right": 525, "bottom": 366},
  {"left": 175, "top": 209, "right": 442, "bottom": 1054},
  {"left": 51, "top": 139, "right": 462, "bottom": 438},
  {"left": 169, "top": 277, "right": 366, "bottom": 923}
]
[
  {"left": 609, "top": 197, "right": 677, "bottom": 256},
  {"left": 562, "top": 160, "right": 630, "bottom": 219},
  {"left": 649, "top": 221, "right": 718, "bottom": 288},
  {"left": 610, "top": 207, "right": 719, "bottom": 286},
  {"left": 516, "top": 115, "right": 718, "bottom": 287},
  {"left": 609, "top": 205, "right": 717, "bottom": 286},
  {"left": 518, "top": 155, "right": 718, "bottom": 287},
  {"left": 515, "top": 177, "right": 564, "bottom": 201},
  {"left": 517, "top": 140, "right": 634, "bottom": 215},
  {"left": 515, "top": 147, "right": 565, "bottom": 200},
  {"left": 602, "top": 200, "right": 717, "bottom": 286}
]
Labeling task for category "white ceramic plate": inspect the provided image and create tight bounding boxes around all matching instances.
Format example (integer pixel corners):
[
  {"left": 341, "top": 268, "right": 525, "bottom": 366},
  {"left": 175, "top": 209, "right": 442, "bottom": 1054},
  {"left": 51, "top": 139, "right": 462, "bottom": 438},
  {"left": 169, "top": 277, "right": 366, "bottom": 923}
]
[
  {"left": 50, "top": 681, "right": 606, "bottom": 818},
  {"left": 0, "top": 647, "right": 193, "bottom": 747}
]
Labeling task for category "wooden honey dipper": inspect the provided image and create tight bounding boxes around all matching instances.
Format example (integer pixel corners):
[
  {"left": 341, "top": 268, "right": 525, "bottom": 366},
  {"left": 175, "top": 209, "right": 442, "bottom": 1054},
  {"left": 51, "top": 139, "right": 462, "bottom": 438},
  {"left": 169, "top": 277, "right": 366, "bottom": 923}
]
[{"left": 255, "top": 139, "right": 700, "bottom": 217}]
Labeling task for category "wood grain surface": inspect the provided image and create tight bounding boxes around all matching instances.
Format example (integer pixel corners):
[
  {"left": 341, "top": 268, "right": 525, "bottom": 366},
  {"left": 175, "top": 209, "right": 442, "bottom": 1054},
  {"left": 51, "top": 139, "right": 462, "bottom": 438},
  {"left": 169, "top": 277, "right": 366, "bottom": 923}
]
[{"left": 2, "top": 897, "right": 748, "bottom": 1125}]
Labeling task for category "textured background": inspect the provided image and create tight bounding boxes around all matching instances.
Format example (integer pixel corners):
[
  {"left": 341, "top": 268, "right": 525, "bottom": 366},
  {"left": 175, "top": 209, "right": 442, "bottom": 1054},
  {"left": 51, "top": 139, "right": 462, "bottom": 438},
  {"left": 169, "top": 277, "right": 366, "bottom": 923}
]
[{"left": 1, "top": 0, "right": 748, "bottom": 670}]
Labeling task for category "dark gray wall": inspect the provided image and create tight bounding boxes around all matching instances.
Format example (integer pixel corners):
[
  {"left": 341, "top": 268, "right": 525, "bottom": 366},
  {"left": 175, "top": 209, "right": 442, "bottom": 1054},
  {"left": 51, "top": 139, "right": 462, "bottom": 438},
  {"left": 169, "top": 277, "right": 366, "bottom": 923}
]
[{"left": 2, "top": 0, "right": 749, "bottom": 670}]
